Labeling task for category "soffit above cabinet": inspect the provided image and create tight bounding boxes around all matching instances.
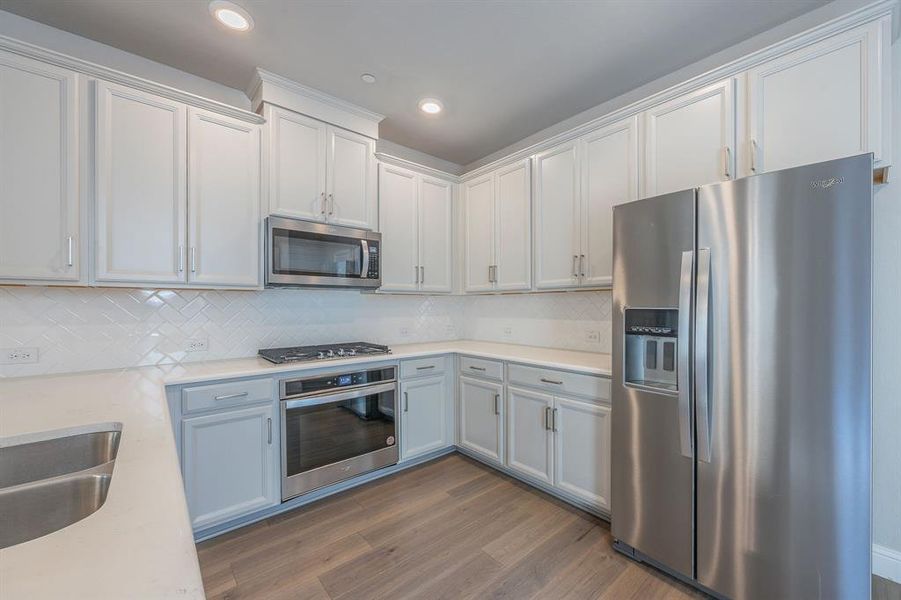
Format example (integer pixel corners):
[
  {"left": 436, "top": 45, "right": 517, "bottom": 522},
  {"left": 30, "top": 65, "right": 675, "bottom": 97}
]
[{"left": 248, "top": 68, "right": 384, "bottom": 140}]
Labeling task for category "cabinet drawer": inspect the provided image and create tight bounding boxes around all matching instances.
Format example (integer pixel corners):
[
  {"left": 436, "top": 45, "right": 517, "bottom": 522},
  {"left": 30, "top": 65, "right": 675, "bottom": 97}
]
[
  {"left": 400, "top": 355, "right": 447, "bottom": 379},
  {"left": 459, "top": 356, "right": 504, "bottom": 381},
  {"left": 182, "top": 378, "right": 273, "bottom": 414},
  {"left": 508, "top": 363, "right": 610, "bottom": 402}
]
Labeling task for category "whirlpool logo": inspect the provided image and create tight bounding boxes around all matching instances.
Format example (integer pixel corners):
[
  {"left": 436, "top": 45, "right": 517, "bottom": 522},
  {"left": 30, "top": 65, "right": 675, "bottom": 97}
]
[{"left": 810, "top": 177, "right": 844, "bottom": 190}]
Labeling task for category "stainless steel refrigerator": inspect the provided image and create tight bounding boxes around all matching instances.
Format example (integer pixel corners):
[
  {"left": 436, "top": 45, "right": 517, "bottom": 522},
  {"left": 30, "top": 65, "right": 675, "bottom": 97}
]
[{"left": 611, "top": 154, "right": 872, "bottom": 600}]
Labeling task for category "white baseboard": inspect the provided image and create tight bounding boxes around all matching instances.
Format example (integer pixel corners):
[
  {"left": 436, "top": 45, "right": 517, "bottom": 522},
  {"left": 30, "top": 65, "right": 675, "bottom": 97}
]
[{"left": 874, "top": 544, "right": 901, "bottom": 583}]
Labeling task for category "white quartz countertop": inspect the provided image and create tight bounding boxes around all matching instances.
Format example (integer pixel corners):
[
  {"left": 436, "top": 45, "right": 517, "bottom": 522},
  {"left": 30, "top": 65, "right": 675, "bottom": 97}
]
[{"left": 0, "top": 340, "right": 609, "bottom": 598}]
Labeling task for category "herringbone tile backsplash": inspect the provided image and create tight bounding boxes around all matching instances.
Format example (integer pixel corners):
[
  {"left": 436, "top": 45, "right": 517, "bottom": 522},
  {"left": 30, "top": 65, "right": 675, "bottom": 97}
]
[{"left": 0, "top": 286, "right": 611, "bottom": 377}]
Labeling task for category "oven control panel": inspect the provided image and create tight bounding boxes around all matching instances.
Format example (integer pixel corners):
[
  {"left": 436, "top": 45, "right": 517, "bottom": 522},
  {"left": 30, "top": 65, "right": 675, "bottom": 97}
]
[{"left": 281, "top": 366, "right": 395, "bottom": 399}]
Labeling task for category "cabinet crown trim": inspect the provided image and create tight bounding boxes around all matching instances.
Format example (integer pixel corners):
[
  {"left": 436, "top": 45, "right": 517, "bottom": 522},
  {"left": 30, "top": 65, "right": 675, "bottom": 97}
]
[
  {"left": 376, "top": 152, "right": 461, "bottom": 182},
  {"left": 248, "top": 68, "right": 384, "bottom": 139},
  {"left": 0, "top": 34, "right": 264, "bottom": 125},
  {"left": 460, "top": 0, "right": 895, "bottom": 181}
]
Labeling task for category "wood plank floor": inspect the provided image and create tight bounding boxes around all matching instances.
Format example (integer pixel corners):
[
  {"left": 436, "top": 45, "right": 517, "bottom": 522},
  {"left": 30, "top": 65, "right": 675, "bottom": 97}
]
[{"left": 198, "top": 453, "right": 900, "bottom": 600}]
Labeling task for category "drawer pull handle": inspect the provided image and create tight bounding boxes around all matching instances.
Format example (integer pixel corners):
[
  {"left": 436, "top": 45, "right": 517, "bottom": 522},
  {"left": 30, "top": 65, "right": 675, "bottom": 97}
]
[
  {"left": 540, "top": 378, "right": 563, "bottom": 385},
  {"left": 469, "top": 366, "right": 486, "bottom": 371},
  {"left": 416, "top": 365, "right": 435, "bottom": 370},
  {"left": 214, "top": 392, "right": 249, "bottom": 401}
]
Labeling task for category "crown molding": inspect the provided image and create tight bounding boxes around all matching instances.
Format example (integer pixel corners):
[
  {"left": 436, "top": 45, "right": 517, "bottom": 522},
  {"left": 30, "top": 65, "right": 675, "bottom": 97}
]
[
  {"left": 0, "top": 33, "right": 264, "bottom": 124},
  {"left": 461, "top": 0, "right": 897, "bottom": 180},
  {"left": 247, "top": 68, "right": 384, "bottom": 139},
  {"left": 375, "top": 152, "right": 461, "bottom": 182}
]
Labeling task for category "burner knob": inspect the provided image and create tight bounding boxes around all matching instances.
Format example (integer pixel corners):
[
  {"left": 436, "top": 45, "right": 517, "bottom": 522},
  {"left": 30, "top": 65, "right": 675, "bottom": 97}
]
[
  {"left": 337, "top": 348, "right": 346, "bottom": 356},
  {"left": 348, "top": 349, "right": 357, "bottom": 356},
  {"left": 326, "top": 350, "right": 335, "bottom": 357},
  {"left": 317, "top": 351, "right": 326, "bottom": 359}
]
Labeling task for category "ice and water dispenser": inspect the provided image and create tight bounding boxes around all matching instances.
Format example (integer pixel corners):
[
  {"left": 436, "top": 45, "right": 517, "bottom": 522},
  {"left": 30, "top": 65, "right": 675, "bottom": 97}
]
[{"left": 623, "top": 308, "right": 678, "bottom": 392}]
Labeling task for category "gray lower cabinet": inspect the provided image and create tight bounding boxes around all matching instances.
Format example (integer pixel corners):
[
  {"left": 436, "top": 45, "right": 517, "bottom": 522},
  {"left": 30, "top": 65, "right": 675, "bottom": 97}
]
[
  {"left": 181, "top": 403, "right": 279, "bottom": 530},
  {"left": 459, "top": 376, "right": 504, "bottom": 464},
  {"left": 400, "top": 374, "right": 448, "bottom": 460}
]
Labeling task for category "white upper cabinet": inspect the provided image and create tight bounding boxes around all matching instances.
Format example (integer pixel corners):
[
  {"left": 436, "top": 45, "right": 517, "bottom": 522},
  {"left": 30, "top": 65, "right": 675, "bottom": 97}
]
[
  {"left": 327, "top": 126, "right": 376, "bottom": 229},
  {"left": 266, "top": 105, "right": 327, "bottom": 221},
  {"left": 463, "top": 174, "right": 495, "bottom": 292},
  {"left": 0, "top": 51, "right": 79, "bottom": 282},
  {"left": 264, "top": 104, "right": 376, "bottom": 230},
  {"left": 187, "top": 107, "right": 261, "bottom": 287},
  {"left": 378, "top": 164, "right": 419, "bottom": 292},
  {"left": 534, "top": 140, "right": 580, "bottom": 289},
  {"left": 94, "top": 81, "right": 187, "bottom": 284},
  {"left": 418, "top": 176, "right": 453, "bottom": 293},
  {"left": 580, "top": 116, "right": 639, "bottom": 288},
  {"left": 493, "top": 160, "right": 531, "bottom": 291},
  {"left": 378, "top": 163, "right": 453, "bottom": 293},
  {"left": 463, "top": 159, "right": 531, "bottom": 293},
  {"left": 643, "top": 78, "right": 735, "bottom": 197},
  {"left": 745, "top": 17, "right": 891, "bottom": 175}
]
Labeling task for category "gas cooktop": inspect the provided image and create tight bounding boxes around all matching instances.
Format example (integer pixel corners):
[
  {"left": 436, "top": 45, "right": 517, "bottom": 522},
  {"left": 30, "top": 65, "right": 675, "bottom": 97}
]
[{"left": 258, "top": 342, "right": 391, "bottom": 364}]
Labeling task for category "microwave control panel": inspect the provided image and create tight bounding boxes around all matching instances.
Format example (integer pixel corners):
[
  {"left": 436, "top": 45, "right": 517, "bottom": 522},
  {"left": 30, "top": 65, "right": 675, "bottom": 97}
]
[{"left": 366, "top": 242, "right": 379, "bottom": 279}]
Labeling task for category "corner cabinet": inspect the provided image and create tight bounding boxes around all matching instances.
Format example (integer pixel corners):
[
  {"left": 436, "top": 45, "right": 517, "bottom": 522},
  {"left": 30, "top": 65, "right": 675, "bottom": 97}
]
[
  {"left": 182, "top": 403, "right": 278, "bottom": 531},
  {"left": 400, "top": 374, "right": 449, "bottom": 460},
  {"left": 0, "top": 50, "right": 80, "bottom": 282},
  {"left": 264, "top": 104, "right": 376, "bottom": 230},
  {"left": 642, "top": 78, "right": 735, "bottom": 198},
  {"left": 463, "top": 159, "right": 531, "bottom": 293},
  {"left": 187, "top": 107, "right": 261, "bottom": 287},
  {"left": 378, "top": 163, "right": 453, "bottom": 293},
  {"left": 744, "top": 17, "right": 891, "bottom": 175}
]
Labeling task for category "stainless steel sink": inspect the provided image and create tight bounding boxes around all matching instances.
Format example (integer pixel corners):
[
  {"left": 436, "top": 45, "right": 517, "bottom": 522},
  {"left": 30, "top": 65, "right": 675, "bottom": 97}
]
[
  {"left": 0, "top": 430, "right": 120, "bottom": 488},
  {"left": 0, "top": 428, "right": 121, "bottom": 549}
]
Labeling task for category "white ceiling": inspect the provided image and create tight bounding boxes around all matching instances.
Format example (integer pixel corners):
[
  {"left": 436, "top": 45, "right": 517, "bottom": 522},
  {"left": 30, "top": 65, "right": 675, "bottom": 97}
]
[{"left": 0, "top": 0, "right": 830, "bottom": 166}]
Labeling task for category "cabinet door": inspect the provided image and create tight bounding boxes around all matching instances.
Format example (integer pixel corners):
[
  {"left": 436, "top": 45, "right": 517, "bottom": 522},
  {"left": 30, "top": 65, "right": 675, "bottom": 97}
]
[
  {"left": 643, "top": 78, "right": 735, "bottom": 197},
  {"left": 187, "top": 107, "right": 261, "bottom": 287},
  {"left": 0, "top": 51, "right": 79, "bottom": 281},
  {"left": 580, "top": 116, "right": 639, "bottom": 288},
  {"left": 326, "top": 126, "right": 376, "bottom": 230},
  {"left": 419, "top": 176, "right": 453, "bottom": 293},
  {"left": 506, "top": 386, "right": 554, "bottom": 485},
  {"left": 401, "top": 375, "right": 448, "bottom": 460},
  {"left": 94, "top": 81, "right": 187, "bottom": 283},
  {"left": 746, "top": 18, "right": 890, "bottom": 174},
  {"left": 459, "top": 376, "right": 504, "bottom": 464},
  {"left": 553, "top": 397, "right": 611, "bottom": 511},
  {"left": 378, "top": 163, "right": 419, "bottom": 292},
  {"left": 495, "top": 160, "right": 531, "bottom": 291},
  {"left": 463, "top": 174, "right": 495, "bottom": 292},
  {"left": 534, "top": 141, "right": 580, "bottom": 289},
  {"left": 181, "top": 404, "right": 278, "bottom": 530},
  {"left": 266, "top": 105, "right": 327, "bottom": 221}
]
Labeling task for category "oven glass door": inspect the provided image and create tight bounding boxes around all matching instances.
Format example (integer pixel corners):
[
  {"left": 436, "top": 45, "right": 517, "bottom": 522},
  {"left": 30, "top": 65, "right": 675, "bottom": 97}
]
[
  {"left": 283, "top": 384, "right": 396, "bottom": 478},
  {"left": 271, "top": 226, "right": 366, "bottom": 281}
]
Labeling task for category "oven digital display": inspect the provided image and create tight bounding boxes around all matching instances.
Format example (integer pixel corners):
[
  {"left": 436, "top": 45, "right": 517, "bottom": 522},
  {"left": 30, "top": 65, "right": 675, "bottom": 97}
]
[{"left": 337, "top": 374, "right": 353, "bottom": 386}]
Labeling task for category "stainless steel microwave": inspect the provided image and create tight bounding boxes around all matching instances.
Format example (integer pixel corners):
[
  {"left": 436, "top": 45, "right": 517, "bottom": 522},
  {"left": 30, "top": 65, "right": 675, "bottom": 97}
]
[{"left": 265, "top": 217, "right": 381, "bottom": 288}]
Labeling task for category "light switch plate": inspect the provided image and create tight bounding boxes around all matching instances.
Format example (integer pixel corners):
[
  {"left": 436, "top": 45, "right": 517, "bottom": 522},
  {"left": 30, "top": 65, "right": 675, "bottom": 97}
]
[{"left": 186, "top": 338, "right": 208, "bottom": 352}]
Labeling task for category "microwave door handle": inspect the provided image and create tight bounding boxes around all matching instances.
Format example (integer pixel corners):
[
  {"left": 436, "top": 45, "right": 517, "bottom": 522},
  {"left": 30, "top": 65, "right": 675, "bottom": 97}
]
[
  {"left": 283, "top": 382, "right": 396, "bottom": 409},
  {"left": 360, "top": 240, "right": 370, "bottom": 278}
]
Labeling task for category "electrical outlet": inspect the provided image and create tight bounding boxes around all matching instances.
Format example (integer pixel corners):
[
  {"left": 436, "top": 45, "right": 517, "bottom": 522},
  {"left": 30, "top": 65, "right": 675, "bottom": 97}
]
[
  {"left": 445, "top": 324, "right": 456, "bottom": 336},
  {"left": 186, "top": 338, "right": 208, "bottom": 352},
  {"left": 399, "top": 327, "right": 410, "bottom": 337},
  {"left": 585, "top": 330, "right": 601, "bottom": 344},
  {"left": 2, "top": 346, "right": 39, "bottom": 364},
  {"left": 503, "top": 326, "right": 513, "bottom": 338}
]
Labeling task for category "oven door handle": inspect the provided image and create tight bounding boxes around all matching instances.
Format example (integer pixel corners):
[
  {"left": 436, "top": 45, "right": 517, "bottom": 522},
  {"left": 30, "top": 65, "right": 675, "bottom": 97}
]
[{"left": 282, "top": 382, "right": 396, "bottom": 410}]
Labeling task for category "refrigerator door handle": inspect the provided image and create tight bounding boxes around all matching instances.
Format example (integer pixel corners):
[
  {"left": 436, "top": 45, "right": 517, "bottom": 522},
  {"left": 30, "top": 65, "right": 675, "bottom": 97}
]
[
  {"left": 695, "top": 247, "right": 712, "bottom": 463},
  {"left": 678, "top": 250, "right": 694, "bottom": 458}
]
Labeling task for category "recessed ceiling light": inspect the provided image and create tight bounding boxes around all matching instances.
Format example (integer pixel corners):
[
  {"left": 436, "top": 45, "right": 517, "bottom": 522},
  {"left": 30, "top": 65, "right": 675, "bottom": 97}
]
[
  {"left": 360, "top": 73, "right": 377, "bottom": 84},
  {"left": 419, "top": 98, "right": 444, "bottom": 115},
  {"left": 209, "top": 1, "right": 254, "bottom": 31}
]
